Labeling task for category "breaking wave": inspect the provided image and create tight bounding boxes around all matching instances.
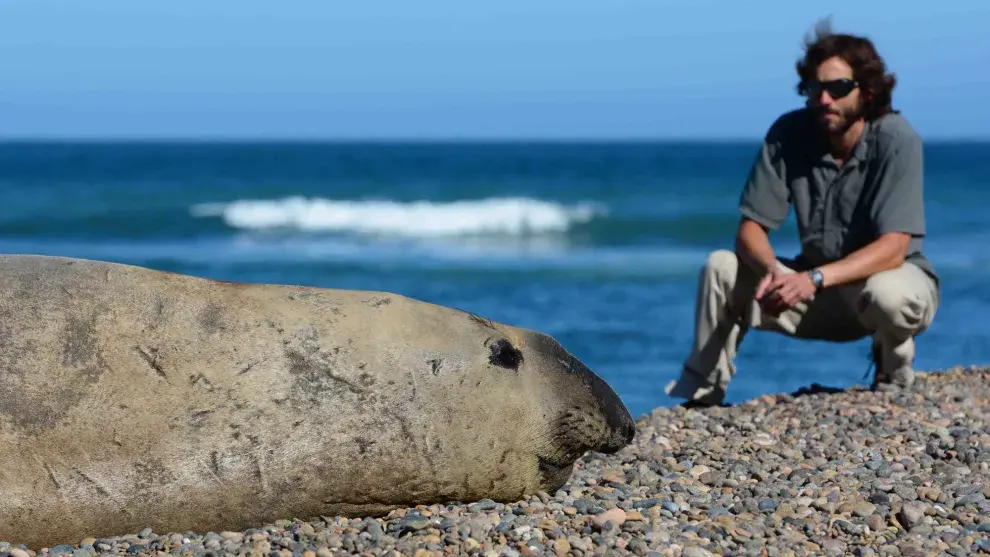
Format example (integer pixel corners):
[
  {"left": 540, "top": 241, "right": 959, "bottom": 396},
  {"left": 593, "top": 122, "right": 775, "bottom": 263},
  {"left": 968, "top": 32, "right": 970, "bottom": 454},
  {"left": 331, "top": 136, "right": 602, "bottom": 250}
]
[{"left": 190, "top": 196, "right": 605, "bottom": 237}]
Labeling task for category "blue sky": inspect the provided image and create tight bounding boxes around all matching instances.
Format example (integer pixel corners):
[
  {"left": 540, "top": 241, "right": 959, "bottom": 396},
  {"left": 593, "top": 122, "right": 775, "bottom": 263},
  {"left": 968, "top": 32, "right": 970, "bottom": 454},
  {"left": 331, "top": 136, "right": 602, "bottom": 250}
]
[{"left": 0, "top": 0, "right": 986, "bottom": 140}]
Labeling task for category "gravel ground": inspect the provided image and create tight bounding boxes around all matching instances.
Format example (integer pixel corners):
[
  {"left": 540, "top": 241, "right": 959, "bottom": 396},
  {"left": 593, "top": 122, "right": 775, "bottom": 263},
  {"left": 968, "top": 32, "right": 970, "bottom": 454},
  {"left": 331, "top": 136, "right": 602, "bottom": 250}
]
[{"left": 4, "top": 365, "right": 989, "bottom": 557}]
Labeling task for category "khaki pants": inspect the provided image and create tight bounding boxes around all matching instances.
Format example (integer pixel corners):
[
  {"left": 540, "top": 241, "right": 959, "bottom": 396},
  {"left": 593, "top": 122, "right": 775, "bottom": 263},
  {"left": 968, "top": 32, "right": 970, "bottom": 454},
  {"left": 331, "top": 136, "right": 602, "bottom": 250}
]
[{"left": 665, "top": 249, "right": 940, "bottom": 405}]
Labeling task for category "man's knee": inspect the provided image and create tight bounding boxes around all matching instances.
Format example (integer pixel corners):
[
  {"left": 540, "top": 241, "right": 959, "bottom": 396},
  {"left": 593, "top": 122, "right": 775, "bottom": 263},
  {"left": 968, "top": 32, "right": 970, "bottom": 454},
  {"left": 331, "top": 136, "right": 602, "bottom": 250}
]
[
  {"left": 703, "top": 249, "right": 738, "bottom": 281},
  {"left": 858, "top": 267, "right": 937, "bottom": 334}
]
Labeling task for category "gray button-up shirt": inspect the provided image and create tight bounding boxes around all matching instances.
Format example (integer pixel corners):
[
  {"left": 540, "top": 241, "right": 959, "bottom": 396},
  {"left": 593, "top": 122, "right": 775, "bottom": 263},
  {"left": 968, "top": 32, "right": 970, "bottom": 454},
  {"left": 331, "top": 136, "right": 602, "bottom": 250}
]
[{"left": 738, "top": 107, "right": 938, "bottom": 287}]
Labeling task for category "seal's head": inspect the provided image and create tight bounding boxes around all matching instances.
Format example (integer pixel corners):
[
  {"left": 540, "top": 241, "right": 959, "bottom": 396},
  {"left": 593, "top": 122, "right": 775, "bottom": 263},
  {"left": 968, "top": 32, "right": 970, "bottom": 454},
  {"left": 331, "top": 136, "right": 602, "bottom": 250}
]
[{"left": 468, "top": 313, "right": 636, "bottom": 491}]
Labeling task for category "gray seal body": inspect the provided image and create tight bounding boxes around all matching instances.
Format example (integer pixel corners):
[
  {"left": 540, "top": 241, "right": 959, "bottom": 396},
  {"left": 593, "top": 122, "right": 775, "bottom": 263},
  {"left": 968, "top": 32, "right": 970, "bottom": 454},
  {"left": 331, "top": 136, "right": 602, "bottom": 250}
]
[{"left": 0, "top": 255, "right": 635, "bottom": 548}]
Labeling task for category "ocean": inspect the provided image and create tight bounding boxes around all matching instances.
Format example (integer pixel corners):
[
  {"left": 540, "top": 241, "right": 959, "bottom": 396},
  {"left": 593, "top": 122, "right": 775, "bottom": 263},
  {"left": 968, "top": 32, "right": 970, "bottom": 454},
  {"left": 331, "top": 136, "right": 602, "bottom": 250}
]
[{"left": 1, "top": 140, "right": 987, "bottom": 418}]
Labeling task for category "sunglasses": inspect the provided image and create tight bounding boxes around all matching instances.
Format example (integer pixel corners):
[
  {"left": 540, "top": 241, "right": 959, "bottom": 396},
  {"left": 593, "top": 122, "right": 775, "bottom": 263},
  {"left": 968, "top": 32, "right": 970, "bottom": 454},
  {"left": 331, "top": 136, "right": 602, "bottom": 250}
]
[{"left": 799, "top": 78, "right": 858, "bottom": 99}]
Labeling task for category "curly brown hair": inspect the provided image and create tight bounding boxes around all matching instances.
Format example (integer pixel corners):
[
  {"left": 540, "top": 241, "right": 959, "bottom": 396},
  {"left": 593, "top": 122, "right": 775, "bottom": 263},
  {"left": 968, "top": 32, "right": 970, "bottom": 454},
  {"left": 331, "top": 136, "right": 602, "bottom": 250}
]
[{"left": 795, "top": 18, "right": 898, "bottom": 121}]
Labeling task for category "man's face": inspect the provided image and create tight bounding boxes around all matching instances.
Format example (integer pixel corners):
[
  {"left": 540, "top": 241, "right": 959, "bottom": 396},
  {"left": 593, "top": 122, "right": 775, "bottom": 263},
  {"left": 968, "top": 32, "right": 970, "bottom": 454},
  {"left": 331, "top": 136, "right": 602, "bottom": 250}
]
[{"left": 804, "top": 55, "right": 864, "bottom": 134}]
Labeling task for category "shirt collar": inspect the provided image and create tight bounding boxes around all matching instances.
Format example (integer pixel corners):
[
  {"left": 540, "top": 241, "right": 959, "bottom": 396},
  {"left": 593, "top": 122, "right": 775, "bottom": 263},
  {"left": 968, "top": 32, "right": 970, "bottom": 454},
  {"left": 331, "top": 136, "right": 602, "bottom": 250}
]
[{"left": 851, "top": 119, "right": 873, "bottom": 162}]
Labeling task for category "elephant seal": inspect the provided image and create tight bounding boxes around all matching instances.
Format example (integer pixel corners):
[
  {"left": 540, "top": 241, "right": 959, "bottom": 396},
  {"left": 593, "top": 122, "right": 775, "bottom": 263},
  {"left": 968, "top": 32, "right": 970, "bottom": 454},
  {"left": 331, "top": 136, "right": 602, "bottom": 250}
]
[{"left": 0, "top": 254, "right": 635, "bottom": 548}]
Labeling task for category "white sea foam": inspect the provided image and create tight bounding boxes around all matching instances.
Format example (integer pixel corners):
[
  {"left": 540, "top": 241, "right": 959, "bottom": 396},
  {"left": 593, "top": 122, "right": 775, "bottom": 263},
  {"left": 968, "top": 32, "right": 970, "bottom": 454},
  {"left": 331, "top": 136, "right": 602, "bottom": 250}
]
[{"left": 190, "top": 196, "right": 605, "bottom": 237}]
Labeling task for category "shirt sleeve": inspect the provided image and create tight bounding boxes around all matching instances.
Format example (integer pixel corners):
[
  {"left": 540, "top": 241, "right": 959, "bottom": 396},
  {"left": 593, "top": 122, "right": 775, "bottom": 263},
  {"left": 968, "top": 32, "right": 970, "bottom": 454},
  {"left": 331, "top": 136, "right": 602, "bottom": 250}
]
[
  {"left": 738, "top": 119, "right": 791, "bottom": 230},
  {"left": 869, "top": 130, "right": 926, "bottom": 237}
]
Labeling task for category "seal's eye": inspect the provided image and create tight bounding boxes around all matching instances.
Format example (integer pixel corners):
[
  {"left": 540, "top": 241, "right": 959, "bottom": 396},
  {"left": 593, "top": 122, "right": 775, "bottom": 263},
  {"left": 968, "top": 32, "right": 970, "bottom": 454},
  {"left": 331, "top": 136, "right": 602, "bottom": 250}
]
[{"left": 488, "top": 338, "right": 523, "bottom": 370}]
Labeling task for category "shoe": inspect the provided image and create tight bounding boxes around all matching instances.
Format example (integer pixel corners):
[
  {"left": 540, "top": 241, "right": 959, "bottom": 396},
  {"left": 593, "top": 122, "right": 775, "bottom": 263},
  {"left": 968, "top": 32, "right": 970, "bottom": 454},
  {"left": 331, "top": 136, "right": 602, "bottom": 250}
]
[
  {"left": 866, "top": 340, "right": 915, "bottom": 391},
  {"left": 679, "top": 399, "right": 729, "bottom": 409},
  {"left": 665, "top": 378, "right": 725, "bottom": 408}
]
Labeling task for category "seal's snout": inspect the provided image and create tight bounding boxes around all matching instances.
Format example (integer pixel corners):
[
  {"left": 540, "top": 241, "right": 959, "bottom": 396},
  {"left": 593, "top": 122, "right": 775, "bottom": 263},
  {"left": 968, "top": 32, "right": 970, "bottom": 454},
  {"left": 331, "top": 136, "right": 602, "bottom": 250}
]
[
  {"left": 522, "top": 331, "right": 636, "bottom": 455},
  {"left": 587, "top": 366, "right": 637, "bottom": 454},
  {"left": 557, "top": 350, "right": 636, "bottom": 453},
  {"left": 611, "top": 411, "right": 637, "bottom": 452}
]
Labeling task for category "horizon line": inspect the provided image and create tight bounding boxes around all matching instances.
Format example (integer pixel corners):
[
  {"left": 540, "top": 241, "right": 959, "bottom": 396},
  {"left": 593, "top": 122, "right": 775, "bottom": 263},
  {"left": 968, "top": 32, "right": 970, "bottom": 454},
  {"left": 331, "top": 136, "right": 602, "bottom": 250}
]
[{"left": 2, "top": 134, "right": 988, "bottom": 144}]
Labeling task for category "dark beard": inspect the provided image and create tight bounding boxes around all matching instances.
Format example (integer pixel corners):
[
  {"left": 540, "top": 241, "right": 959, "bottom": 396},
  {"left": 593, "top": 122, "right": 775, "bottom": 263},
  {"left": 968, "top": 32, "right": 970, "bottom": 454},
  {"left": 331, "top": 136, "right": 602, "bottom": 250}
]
[{"left": 814, "top": 105, "right": 863, "bottom": 136}]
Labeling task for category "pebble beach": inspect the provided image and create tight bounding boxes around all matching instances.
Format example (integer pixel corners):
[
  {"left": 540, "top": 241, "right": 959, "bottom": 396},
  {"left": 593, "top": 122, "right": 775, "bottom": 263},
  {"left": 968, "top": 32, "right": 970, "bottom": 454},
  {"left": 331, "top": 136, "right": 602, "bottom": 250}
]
[{"left": 4, "top": 365, "right": 989, "bottom": 557}]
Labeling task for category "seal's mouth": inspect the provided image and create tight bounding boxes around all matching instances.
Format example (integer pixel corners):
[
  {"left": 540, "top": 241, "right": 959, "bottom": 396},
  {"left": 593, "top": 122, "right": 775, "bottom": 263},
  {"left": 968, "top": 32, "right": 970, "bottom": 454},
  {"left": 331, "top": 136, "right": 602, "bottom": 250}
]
[
  {"left": 537, "top": 455, "right": 575, "bottom": 492},
  {"left": 600, "top": 417, "right": 636, "bottom": 454}
]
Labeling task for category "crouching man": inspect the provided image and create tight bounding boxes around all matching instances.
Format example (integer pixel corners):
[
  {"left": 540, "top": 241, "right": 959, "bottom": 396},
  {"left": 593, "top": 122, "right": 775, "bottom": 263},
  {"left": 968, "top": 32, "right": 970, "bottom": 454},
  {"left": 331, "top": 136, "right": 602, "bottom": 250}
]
[{"left": 666, "top": 23, "right": 940, "bottom": 407}]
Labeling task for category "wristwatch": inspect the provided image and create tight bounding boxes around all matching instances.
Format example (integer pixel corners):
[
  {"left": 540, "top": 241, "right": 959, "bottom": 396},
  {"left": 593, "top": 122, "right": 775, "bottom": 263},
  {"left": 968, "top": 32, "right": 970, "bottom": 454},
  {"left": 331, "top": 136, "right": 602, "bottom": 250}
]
[{"left": 808, "top": 268, "right": 824, "bottom": 290}]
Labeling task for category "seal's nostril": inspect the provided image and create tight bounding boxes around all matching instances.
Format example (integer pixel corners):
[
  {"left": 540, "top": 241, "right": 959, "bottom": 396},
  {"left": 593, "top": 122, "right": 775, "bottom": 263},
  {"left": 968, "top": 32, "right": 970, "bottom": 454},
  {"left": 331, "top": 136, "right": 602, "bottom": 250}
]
[{"left": 488, "top": 338, "right": 523, "bottom": 370}]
